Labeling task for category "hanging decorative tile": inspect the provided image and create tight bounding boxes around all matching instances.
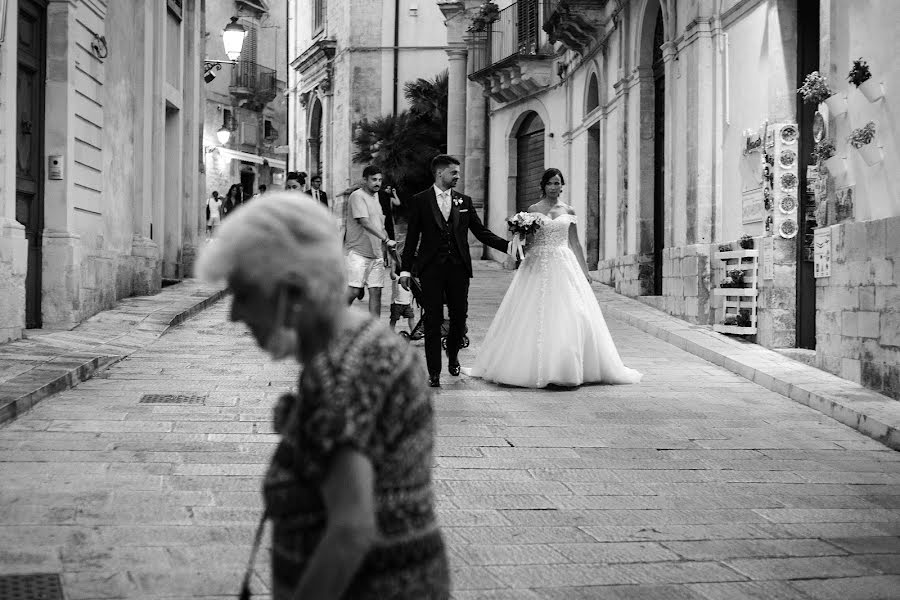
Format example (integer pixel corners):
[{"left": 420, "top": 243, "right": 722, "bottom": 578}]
[
  {"left": 779, "top": 219, "right": 798, "bottom": 238},
  {"left": 780, "top": 172, "right": 798, "bottom": 191},
  {"left": 779, "top": 195, "right": 797, "bottom": 213},
  {"left": 780, "top": 124, "right": 798, "bottom": 144},
  {"left": 780, "top": 149, "right": 796, "bottom": 167}
]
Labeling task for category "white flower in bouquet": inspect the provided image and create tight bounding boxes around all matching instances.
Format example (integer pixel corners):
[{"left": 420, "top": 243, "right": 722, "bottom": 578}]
[{"left": 506, "top": 212, "right": 542, "bottom": 259}]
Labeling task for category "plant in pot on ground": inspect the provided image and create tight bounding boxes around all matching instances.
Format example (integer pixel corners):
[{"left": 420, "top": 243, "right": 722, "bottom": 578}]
[{"left": 849, "top": 121, "right": 882, "bottom": 166}]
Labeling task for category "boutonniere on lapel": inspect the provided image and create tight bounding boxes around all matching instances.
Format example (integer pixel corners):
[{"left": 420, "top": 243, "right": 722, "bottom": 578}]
[{"left": 452, "top": 195, "right": 463, "bottom": 207}]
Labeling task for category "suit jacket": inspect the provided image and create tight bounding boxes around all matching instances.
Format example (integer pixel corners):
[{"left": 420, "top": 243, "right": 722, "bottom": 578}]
[
  {"left": 401, "top": 187, "right": 507, "bottom": 278},
  {"left": 310, "top": 188, "right": 328, "bottom": 207}
]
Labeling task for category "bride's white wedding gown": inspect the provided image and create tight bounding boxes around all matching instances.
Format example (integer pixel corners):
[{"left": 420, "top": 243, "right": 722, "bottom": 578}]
[{"left": 466, "top": 213, "right": 642, "bottom": 388}]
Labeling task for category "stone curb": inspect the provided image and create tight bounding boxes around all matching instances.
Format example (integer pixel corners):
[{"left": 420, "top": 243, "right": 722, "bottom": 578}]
[
  {"left": 0, "top": 285, "right": 226, "bottom": 426},
  {"left": 588, "top": 279, "right": 900, "bottom": 451}
]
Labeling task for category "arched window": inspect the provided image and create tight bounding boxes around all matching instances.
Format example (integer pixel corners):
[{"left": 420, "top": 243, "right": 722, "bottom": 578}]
[{"left": 585, "top": 73, "right": 599, "bottom": 115}]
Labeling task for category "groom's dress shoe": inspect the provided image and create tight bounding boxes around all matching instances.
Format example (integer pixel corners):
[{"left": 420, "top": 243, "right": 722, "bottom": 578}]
[
  {"left": 448, "top": 361, "right": 461, "bottom": 377},
  {"left": 428, "top": 374, "right": 441, "bottom": 388}
]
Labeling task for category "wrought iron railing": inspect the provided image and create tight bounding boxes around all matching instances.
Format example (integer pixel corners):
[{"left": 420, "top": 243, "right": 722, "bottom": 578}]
[
  {"left": 470, "top": 0, "right": 550, "bottom": 76},
  {"left": 230, "top": 60, "right": 278, "bottom": 107}
]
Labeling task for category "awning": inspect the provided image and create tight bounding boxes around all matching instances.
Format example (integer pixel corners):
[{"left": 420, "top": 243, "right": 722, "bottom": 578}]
[{"left": 218, "top": 147, "right": 286, "bottom": 170}]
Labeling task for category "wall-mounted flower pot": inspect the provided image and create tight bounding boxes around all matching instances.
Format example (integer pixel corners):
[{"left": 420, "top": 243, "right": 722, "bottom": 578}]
[
  {"left": 858, "top": 79, "right": 884, "bottom": 102},
  {"left": 824, "top": 155, "right": 846, "bottom": 177},
  {"left": 823, "top": 93, "right": 848, "bottom": 116},
  {"left": 856, "top": 143, "right": 883, "bottom": 166}
]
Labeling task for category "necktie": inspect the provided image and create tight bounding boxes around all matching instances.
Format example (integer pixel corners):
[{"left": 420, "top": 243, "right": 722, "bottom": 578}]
[
  {"left": 314, "top": 190, "right": 319, "bottom": 203},
  {"left": 439, "top": 192, "right": 450, "bottom": 221}
]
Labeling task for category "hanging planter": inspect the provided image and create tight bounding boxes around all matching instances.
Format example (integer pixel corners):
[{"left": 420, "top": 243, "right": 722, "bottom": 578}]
[
  {"left": 857, "top": 143, "right": 883, "bottom": 166},
  {"left": 824, "top": 155, "right": 846, "bottom": 177},
  {"left": 849, "top": 121, "right": 881, "bottom": 166},
  {"left": 859, "top": 79, "right": 884, "bottom": 102},
  {"left": 823, "top": 93, "right": 848, "bottom": 116},
  {"left": 847, "top": 58, "right": 883, "bottom": 102}
]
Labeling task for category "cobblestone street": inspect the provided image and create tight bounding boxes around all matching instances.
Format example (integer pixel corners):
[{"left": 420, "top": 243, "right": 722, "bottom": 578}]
[{"left": 2, "top": 263, "right": 900, "bottom": 599}]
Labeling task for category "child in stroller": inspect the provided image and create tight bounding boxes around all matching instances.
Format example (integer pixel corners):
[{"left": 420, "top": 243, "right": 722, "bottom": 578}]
[{"left": 387, "top": 248, "right": 468, "bottom": 348}]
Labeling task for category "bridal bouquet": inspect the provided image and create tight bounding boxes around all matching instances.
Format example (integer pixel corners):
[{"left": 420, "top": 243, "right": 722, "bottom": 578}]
[{"left": 506, "top": 212, "right": 542, "bottom": 259}]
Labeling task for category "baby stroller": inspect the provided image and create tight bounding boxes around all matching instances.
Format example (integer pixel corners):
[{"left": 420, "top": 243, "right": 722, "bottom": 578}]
[{"left": 388, "top": 248, "right": 468, "bottom": 348}]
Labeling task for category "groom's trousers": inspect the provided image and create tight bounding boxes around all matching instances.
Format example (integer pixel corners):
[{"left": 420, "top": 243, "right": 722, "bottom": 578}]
[{"left": 419, "top": 259, "right": 469, "bottom": 376}]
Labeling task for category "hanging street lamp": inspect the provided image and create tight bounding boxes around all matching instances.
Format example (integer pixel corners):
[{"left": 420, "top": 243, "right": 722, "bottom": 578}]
[{"left": 204, "top": 17, "right": 247, "bottom": 83}]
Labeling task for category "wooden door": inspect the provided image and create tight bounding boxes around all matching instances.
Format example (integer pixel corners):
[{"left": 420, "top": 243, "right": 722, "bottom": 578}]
[
  {"left": 16, "top": 0, "right": 47, "bottom": 329},
  {"left": 515, "top": 113, "right": 544, "bottom": 213}
]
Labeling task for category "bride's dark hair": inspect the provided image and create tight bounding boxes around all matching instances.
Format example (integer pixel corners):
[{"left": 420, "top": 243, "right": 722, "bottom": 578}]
[{"left": 539, "top": 168, "right": 566, "bottom": 195}]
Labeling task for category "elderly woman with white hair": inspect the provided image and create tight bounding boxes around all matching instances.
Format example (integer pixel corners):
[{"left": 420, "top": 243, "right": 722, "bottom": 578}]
[{"left": 196, "top": 193, "right": 449, "bottom": 599}]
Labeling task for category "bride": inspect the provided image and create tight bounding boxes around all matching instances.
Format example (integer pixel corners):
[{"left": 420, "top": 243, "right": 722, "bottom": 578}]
[{"left": 465, "top": 168, "right": 642, "bottom": 388}]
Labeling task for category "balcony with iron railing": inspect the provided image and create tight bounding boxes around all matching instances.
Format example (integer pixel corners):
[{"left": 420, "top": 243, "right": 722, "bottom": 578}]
[
  {"left": 230, "top": 60, "right": 278, "bottom": 111},
  {"left": 468, "top": 0, "right": 554, "bottom": 103}
]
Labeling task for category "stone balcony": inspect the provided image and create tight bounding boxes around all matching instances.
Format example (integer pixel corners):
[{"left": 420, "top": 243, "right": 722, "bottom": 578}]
[
  {"left": 542, "top": 0, "right": 605, "bottom": 55},
  {"left": 467, "top": 0, "right": 554, "bottom": 104}
]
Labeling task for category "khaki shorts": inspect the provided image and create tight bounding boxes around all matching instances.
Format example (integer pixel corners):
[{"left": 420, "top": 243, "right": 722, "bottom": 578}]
[{"left": 346, "top": 250, "right": 385, "bottom": 289}]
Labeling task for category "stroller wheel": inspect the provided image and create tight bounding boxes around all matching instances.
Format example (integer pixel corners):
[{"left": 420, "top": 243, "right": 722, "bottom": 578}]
[
  {"left": 441, "top": 336, "right": 448, "bottom": 350},
  {"left": 461, "top": 336, "right": 470, "bottom": 348},
  {"left": 398, "top": 331, "right": 410, "bottom": 340}
]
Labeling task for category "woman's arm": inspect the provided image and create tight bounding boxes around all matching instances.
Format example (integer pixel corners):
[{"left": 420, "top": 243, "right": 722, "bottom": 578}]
[
  {"left": 292, "top": 448, "right": 378, "bottom": 599},
  {"left": 568, "top": 223, "right": 592, "bottom": 283}
]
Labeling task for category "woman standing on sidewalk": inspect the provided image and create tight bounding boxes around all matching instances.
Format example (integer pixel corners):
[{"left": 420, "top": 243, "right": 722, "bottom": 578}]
[{"left": 195, "top": 193, "right": 449, "bottom": 600}]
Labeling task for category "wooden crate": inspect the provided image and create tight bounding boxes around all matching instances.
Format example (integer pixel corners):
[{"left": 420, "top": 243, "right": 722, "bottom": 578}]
[{"left": 712, "top": 249, "right": 759, "bottom": 335}]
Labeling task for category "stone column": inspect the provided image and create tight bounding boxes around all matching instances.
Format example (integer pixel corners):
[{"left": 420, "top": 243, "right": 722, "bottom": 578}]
[
  {"left": 0, "top": 4, "right": 28, "bottom": 340},
  {"left": 181, "top": 0, "right": 203, "bottom": 277},
  {"left": 42, "top": 0, "right": 82, "bottom": 328},
  {"left": 446, "top": 44, "right": 468, "bottom": 186},
  {"left": 132, "top": 0, "right": 160, "bottom": 294},
  {"left": 686, "top": 17, "right": 716, "bottom": 246},
  {"left": 463, "top": 33, "right": 487, "bottom": 210}
]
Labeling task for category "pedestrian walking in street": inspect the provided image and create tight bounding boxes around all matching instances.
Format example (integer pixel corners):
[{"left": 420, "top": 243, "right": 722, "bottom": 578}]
[
  {"left": 206, "top": 191, "right": 222, "bottom": 238},
  {"left": 309, "top": 173, "right": 328, "bottom": 208},
  {"left": 345, "top": 165, "right": 397, "bottom": 316},
  {"left": 195, "top": 193, "right": 449, "bottom": 600},
  {"left": 223, "top": 184, "right": 243, "bottom": 217}
]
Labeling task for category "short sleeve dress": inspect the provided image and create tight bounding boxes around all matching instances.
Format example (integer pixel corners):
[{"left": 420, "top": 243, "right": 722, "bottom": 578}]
[{"left": 263, "top": 314, "right": 449, "bottom": 599}]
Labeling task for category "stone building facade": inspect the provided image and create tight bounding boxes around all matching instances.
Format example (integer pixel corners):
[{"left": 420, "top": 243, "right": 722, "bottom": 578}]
[
  {"left": 0, "top": 0, "right": 206, "bottom": 342},
  {"left": 203, "top": 0, "right": 287, "bottom": 199},
  {"left": 286, "top": 0, "right": 450, "bottom": 212},
  {"left": 453, "top": 0, "right": 899, "bottom": 399}
]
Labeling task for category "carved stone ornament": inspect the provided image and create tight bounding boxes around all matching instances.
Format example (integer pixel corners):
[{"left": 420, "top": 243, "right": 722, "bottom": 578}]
[{"left": 299, "top": 92, "right": 310, "bottom": 109}]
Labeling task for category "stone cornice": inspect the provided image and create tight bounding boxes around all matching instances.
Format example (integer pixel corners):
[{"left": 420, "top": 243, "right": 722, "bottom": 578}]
[{"left": 291, "top": 38, "right": 337, "bottom": 75}]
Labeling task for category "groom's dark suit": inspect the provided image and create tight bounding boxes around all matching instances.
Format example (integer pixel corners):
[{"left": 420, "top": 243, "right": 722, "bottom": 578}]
[{"left": 401, "top": 186, "right": 508, "bottom": 378}]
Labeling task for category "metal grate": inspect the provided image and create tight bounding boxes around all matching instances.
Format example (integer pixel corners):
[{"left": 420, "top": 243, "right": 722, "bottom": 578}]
[
  {"left": 0, "top": 574, "right": 64, "bottom": 600},
  {"left": 139, "top": 394, "right": 207, "bottom": 404}
]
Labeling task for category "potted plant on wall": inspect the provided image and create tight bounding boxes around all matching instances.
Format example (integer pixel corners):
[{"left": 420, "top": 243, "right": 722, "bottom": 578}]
[
  {"left": 849, "top": 121, "right": 882, "bottom": 166},
  {"left": 467, "top": 1, "right": 500, "bottom": 32},
  {"left": 814, "top": 138, "right": 844, "bottom": 177},
  {"left": 798, "top": 71, "right": 846, "bottom": 116},
  {"left": 847, "top": 58, "right": 883, "bottom": 102},
  {"left": 739, "top": 234, "right": 755, "bottom": 250}
]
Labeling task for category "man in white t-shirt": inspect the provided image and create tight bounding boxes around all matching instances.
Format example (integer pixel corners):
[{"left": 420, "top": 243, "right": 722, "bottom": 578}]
[{"left": 344, "top": 165, "right": 396, "bottom": 316}]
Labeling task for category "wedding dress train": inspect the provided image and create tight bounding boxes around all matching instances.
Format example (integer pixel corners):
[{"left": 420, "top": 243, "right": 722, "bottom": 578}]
[{"left": 466, "top": 213, "right": 642, "bottom": 388}]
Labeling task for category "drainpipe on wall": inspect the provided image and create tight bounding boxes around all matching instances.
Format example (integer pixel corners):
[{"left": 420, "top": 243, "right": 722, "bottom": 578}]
[
  {"left": 481, "top": 96, "right": 491, "bottom": 259},
  {"left": 392, "top": 0, "right": 400, "bottom": 114}
]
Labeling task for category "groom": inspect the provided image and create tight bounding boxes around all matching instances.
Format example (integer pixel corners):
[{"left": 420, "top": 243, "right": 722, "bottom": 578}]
[{"left": 399, "top": 155, "right": 509, "bottom": 387}]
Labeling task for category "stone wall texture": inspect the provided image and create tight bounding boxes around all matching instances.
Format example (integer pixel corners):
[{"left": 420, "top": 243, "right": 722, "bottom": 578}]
[{"left": 815, "top": 216, "right": 900, "bottom": 399}]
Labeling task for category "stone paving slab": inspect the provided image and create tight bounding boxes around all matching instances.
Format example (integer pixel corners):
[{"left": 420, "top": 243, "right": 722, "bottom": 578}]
[
  {"left": 584, "top": 267, "right": 900, "bottom": 451},
  {"left": 0, "top": 281, "right": 225, "bottom": 425}
]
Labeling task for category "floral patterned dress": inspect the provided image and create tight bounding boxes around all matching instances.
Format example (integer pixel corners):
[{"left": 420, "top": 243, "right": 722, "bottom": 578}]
[{"left": 263, "top": 314, "right": 449, "bottom": 599}]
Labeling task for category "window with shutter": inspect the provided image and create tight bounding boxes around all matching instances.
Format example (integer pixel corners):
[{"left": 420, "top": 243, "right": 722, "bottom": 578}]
[{"left": 517, "top": 0, "right": 539, "bottom": 54}]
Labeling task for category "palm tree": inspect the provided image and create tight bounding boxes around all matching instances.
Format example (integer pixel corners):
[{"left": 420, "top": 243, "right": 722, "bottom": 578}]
[
  {"left": 352, "top": 111, "right": 443, "bottom": 195},
  {"left": 404, "top": 69, "right": 449, "bottom": 132},
  {"left": 352, "top": 69, "right": 450, "bottom": 196}
]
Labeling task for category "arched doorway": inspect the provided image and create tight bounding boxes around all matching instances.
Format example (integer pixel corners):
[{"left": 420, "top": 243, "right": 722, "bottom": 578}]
[
  {"left": 307, "top": 96, "right": 323, "bottom": 178},
  {"left": 585, "top": 73, "right": 601, "bottom": 268},
  {"left": 651, "top": 9, "right": 665, "bottom": 295},
  {"left": 515, "top": 112, "right": 544, "bottom": 212}
]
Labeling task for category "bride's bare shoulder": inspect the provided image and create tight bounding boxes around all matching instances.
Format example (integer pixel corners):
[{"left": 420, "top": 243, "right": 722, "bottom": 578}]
[
  {"left": 562, "top": 203, "right": 576, "bottom": 215},
  {"left": 526, "top": 202, "right": 545, "bottom": 214}
]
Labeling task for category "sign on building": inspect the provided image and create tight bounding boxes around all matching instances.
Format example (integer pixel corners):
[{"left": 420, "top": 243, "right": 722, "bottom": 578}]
[{"left": 814, "top": 228, "right": 832, "bottom": 278}]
